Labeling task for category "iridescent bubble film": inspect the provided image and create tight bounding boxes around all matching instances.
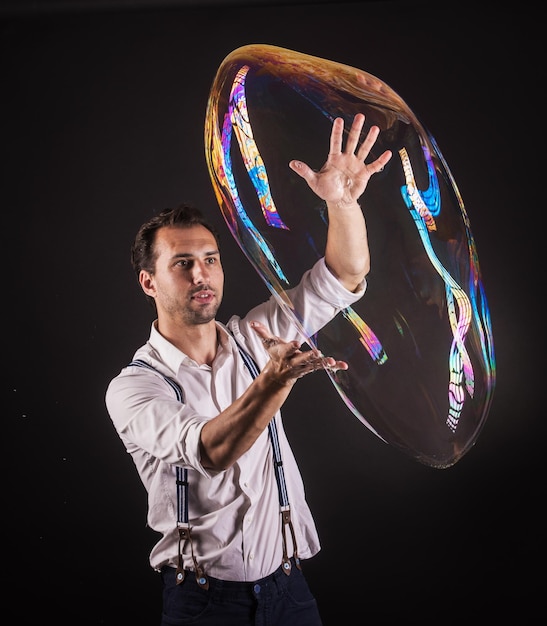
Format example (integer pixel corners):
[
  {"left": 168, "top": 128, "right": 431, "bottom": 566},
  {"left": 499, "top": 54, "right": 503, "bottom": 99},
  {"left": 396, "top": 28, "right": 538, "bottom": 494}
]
[{"left": 204, "top": 45, "right": 496, "bottom": 468}]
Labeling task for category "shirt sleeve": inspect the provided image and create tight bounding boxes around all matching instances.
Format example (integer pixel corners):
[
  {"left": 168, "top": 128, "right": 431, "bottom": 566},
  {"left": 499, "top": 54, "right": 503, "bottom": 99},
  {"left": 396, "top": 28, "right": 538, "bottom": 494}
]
[
  {"left": 227, "top": 256, "right": 366, "bottom": 365},
  {"left": 105, "top": 365, "right": 216, "bottom": 482}
]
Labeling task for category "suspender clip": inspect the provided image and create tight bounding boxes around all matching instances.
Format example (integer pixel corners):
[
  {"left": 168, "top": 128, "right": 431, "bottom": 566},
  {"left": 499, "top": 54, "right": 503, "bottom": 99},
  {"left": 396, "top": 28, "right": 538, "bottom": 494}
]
[
  {"left": 280, "top": 508, "right": 301, "bottom": 575},
  {"left": 176, "top": 525, "right": 209, "bottom": 590}
]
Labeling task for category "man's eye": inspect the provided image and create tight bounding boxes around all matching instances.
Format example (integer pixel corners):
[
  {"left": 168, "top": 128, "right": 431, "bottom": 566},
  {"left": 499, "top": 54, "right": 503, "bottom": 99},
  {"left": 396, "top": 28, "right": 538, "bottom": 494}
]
[{"left": 206, "top": 257, "right": 216, "bottom": 264}]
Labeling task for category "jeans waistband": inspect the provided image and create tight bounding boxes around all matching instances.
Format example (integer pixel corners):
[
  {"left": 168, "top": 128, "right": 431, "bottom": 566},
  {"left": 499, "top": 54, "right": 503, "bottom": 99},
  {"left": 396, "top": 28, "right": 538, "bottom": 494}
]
[{"left": 161, "top": 557, "right": 299, "bottom": 597}]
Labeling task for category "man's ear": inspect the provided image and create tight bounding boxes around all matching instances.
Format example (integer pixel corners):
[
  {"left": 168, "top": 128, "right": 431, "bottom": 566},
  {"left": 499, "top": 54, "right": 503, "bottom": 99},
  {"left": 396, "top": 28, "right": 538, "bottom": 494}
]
[{"left": 139, "top": 270, "right": 156, "bottom": 297}]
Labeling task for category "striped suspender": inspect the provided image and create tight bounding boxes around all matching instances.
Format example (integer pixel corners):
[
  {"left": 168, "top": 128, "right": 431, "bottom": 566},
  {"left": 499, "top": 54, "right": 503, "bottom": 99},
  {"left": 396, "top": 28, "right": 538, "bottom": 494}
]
[
  {"left": 129, "top": 359, "right": 208, "bottom": 588},
  {"left": 128, "top": 338, "right": 300, "bottom": 586},
  {"left": 230, "top": 337, "right": 301, "bottom": 576},
  {"left": 129, "top": 360, "right": 185, "bottom": 402}
]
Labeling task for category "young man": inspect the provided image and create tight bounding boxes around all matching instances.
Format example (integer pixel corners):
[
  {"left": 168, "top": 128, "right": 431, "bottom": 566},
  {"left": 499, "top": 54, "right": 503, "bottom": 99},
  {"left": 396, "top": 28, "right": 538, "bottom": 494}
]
[{"left": 106, "top": 114, "right": 391, "bottom": 625}]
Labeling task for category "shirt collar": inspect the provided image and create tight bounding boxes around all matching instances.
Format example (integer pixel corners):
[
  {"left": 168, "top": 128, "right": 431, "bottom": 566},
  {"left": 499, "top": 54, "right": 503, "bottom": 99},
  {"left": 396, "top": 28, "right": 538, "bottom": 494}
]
[{"left": 148, "top": 320, "right": 235, "bottom": 372}]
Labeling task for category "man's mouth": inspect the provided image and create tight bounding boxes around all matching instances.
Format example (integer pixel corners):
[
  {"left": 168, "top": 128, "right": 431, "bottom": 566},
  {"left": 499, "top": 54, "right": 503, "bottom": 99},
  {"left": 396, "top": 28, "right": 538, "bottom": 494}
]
[{"left": 192, "top": 289, "right": 215, "bottom": 303}]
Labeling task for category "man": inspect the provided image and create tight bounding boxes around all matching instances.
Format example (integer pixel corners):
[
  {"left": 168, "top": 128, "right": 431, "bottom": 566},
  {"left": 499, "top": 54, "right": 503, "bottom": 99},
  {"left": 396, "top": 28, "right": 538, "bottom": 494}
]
[{"left": 106, "top": 113, "right": 391, "bottom": 625}]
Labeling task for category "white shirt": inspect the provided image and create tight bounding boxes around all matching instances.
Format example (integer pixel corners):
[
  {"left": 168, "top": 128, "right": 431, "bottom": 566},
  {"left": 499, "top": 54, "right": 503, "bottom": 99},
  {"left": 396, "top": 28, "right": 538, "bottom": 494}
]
[{"left": 105, "top": 258, "right": 365, "bottom": 581}]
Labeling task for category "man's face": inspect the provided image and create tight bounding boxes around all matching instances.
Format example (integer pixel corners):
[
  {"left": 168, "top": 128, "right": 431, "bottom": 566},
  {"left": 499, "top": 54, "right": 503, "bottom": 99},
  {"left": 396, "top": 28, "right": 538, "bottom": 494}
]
[{"left": 141, "top": 224, "right": 224, "bottom": 326}]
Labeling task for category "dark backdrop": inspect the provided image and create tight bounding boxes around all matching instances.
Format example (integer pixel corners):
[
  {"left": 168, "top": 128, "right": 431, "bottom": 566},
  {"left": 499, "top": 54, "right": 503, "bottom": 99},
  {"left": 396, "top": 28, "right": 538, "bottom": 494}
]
[{"left": 4, "top": 1, "right": 542, "bottom": 623}]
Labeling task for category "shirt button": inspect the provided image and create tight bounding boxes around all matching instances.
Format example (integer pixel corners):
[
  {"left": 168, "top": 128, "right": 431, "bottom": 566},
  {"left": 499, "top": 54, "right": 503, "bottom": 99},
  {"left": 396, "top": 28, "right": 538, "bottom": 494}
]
[{"left": 249, "top": 553, "right": 254, "bottom": 560}]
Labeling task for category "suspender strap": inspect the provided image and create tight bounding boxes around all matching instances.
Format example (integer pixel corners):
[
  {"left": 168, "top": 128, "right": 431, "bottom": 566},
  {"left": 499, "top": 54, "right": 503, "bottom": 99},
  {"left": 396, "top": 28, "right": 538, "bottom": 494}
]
[
  {"left": 174, "top": 469, "right": 210, "bottom": 586},
  {"left": 230, "top": 336, "right": 301, "bottom": 574},
  {"left": 228, "top": 339, "right": 291, "bottom": 506},
  {"left": 129, "top": 359, "right": 185, "bottom": 402},
  {"left": 175, "top": 466, "right": 189, "bottom": 525},
  {"left": 128, "top": 332, "right": 302, "bottom": 582},
  {"left": 128, "top": 360, "right": 208, "bottom": 589}
]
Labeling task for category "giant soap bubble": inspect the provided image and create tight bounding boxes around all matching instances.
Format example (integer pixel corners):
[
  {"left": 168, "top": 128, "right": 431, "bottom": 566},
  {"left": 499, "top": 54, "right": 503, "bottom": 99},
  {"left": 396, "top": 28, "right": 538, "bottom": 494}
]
[{"left": 204, "top": 44, "right": 496, "bottom": 469}]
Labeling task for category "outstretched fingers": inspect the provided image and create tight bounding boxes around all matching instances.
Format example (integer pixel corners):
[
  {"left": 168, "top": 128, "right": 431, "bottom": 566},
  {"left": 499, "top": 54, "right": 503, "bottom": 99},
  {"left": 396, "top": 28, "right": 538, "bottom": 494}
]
[
  {"left": 281, "top": 349, "right": 347, "bottom": 380},
  {"left": 343, "top": 113, "right": 366, "bottom": 155},
  {"left": 332, "top": 114, "right": 391, "bottom": 171},
  {"left": 251, "top": 321, "right": 299, "bottom": 358},
  {"left": 356, "top": 124, "right": 380, "bottom": 161},
  {"left": 329, "top": 116, "right": 345, "bottom": 156},
  {"left": 250, "top": 321, "right": 347, "bottom": 381},
  {"left": 355, "top": 125, "right": 392, "bottom": 174}
]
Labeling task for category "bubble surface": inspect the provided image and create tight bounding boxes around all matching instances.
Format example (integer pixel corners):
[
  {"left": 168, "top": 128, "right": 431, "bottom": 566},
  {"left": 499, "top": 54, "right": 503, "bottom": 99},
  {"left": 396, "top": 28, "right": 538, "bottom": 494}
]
[{"left": 204, "top": 44, "right": 496, "bottom": 468}]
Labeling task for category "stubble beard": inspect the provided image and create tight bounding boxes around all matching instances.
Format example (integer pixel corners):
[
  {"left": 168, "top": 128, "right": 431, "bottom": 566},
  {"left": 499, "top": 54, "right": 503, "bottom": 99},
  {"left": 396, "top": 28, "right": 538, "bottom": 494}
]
[
  {"left": 184, "top": 287, "right": 222, "bottom": 326},
  {"left": 185, "top": 302, "right": 220, "bottom": 325}
]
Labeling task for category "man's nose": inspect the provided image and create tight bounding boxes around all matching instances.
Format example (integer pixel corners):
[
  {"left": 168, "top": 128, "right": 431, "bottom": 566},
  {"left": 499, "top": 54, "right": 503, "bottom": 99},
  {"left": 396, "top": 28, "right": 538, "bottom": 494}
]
[{"left": 191, "top": 261, "right": 209, "bottom": 283}]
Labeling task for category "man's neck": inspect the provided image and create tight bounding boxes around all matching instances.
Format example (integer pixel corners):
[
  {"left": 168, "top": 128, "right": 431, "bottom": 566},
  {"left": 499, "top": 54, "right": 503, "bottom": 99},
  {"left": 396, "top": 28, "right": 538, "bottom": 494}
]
[{"left": 156, "top": 318, "right": 219, "bottom": 366}]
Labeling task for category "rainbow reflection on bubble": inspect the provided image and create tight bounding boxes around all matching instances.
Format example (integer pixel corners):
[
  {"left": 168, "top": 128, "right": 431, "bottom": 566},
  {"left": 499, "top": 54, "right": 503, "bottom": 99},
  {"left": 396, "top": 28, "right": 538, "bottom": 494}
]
[{"left": 205, "top": 44, "right": 496, "bottom": 468}]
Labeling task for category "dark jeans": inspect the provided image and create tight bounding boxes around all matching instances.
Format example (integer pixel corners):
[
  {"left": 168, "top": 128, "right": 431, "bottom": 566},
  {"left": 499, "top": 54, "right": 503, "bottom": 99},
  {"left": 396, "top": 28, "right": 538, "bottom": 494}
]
[{"left": 160, "top": 559, "right": 323, "bottom": 625}]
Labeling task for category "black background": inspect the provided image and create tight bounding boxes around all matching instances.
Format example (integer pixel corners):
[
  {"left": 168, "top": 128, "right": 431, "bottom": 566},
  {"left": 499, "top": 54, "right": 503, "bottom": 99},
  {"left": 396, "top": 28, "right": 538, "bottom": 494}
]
[{"left": 4, "top": 1, "right": 542, "bottom": 623}]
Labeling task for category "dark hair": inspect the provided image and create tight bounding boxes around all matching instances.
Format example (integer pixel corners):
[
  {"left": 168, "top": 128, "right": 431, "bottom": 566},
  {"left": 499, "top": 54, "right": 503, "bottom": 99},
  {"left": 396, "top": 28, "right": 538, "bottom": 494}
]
[{"left": 131, "top": 203, "right": 221, "bottom": 309}]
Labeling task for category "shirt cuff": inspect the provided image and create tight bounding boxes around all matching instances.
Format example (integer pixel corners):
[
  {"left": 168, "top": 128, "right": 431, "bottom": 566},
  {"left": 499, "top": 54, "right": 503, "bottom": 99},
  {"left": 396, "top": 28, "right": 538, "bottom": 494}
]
[{"left": 310, "top": 257, "right": 367, "bottom": 307}]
